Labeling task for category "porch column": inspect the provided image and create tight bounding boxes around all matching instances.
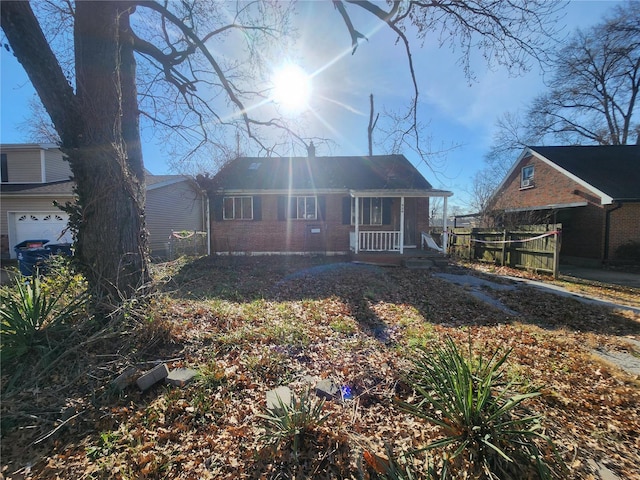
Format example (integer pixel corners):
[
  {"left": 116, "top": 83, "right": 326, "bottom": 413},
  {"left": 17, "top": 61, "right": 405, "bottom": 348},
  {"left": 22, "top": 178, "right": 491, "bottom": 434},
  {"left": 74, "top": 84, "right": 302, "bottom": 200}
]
[
  {"left": 399, "top": 196, "right": 405, "bottom": 254},
  {"left": 354, "top": 196, "right": 359, "bottom": 254},
  {"left": 443, "top": 196, "right": 448, "bottom": 254}
]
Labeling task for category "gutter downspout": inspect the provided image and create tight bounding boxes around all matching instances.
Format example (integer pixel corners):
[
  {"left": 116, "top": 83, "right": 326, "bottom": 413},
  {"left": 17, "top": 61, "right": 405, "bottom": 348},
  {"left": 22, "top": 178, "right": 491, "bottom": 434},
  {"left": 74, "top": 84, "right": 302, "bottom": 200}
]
[{"left": 603, "top": 201, "right": 622, "bottom": 263}]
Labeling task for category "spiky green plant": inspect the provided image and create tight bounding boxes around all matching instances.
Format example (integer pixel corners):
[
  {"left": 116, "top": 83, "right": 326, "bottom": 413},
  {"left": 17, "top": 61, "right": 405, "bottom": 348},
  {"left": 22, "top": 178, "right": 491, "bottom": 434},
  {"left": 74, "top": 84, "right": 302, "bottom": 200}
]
[
  {"left": 398, "top": 337, "right": 562, "bottom": 479},
  {"left": 0, "top": 274, "right": 88, "bottom": 362},
  {"left": 257, "top": 388, "right": 330, "bottom": 459}
]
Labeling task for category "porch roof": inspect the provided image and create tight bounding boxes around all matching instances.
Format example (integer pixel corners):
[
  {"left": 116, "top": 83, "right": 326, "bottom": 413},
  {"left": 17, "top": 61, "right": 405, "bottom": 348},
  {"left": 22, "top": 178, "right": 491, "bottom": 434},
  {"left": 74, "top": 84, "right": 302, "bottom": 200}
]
[{"left": 349, "top": 188, "right": 452, "bottom": 198}]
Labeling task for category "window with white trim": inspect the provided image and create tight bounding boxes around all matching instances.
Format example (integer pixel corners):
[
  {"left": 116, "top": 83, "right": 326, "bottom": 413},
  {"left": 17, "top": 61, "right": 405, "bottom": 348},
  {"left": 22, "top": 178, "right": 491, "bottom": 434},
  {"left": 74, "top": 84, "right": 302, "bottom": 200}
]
[
  {"left": 351, "top": 197, "right": 383, "bottom": 225},
  {"left": 521, "top": 165, "right": 534, "bottom": 188},
  {"left": 223, "top": 196, "right": 253, "bottom": 220},
  {"left": 289, "top": 196, "right": 317, "bottom": 219}
]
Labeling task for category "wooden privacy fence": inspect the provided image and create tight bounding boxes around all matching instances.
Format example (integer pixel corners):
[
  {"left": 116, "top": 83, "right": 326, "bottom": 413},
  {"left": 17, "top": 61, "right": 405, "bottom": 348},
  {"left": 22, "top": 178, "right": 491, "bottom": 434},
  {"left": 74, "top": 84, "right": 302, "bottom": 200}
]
[{"left": 447, "top": 224, "right": 562, "bottom": 278}]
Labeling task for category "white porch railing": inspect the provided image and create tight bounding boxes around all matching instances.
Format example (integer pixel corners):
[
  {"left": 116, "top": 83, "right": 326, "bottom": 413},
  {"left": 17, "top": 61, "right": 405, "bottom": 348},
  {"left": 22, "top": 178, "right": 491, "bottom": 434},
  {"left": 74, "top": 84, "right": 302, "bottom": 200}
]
[{"left": 359, "top": 231, "right": 401, "bottom": 251}]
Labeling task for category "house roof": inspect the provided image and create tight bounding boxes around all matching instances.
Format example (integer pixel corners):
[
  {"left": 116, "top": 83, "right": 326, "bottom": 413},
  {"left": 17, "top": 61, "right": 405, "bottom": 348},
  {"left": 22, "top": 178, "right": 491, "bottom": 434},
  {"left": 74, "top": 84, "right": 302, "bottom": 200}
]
[
  {"left": 210, "top": 155, "right": 449, "bottom": 196},
  {"left": 0, "top": 143, "right": 60, "bottom": 151},
  {"left": 1, "top": 175, "right": 194, "bottom": 195},
  {"left": 0, "top": 179, "right": 75, "bottom": 195},
  {"left": 529, "top": 145, "right": 640, "bottom": 202}
]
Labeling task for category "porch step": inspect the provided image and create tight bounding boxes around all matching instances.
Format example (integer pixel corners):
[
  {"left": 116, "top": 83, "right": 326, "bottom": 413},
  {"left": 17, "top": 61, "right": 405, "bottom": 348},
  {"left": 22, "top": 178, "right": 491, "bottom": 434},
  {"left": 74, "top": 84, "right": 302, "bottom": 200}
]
[
  {"left": 351, "top": 253, "right": 404, "bottom": 266},
  {"left": 403, "top": 255, "right": 450, "bottom": 269}
]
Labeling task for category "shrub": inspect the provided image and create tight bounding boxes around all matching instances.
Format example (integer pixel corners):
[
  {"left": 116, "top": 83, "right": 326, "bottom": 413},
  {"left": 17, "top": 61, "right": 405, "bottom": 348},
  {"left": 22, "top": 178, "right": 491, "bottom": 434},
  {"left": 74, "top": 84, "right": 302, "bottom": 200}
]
[
  {"left": 614, "top": 240, "right": 640, "bottom": 263},
  {"left": 0, "top": 274, "right": 88, "bottom": 363},
  {"left": 397, "top": 337, "right": 562, "bottom": 479},
  {"left": 257, "top": 388, "right": 330, "bottom": 460}
]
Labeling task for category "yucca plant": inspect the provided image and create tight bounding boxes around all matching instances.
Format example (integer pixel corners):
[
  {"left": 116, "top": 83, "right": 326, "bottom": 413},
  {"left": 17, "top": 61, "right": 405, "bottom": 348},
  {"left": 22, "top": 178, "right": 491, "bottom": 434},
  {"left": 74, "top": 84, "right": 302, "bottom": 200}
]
[
  {"left": 257, "top": 388, "right": 331, "bottom": 459},
  {"left": 0, "top": 274, "right": 88, "bottom": 363},
  {"left": 398, "top": 337, "right": 562, "bottom": 479}
]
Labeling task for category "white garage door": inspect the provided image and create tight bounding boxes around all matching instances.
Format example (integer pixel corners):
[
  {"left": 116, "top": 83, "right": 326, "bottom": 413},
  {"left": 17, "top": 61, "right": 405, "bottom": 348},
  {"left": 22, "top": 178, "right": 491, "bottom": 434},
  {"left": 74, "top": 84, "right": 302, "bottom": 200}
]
[{"left": 12, "top": 212, "right": 72, "bottom": 257}]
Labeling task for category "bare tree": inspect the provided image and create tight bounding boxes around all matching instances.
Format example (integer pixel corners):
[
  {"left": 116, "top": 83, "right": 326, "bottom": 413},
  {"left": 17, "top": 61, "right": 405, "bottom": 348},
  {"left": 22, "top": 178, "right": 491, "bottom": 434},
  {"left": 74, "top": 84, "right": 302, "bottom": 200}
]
[
  {"left": 472, "top": 1, "right": 640, "bottom": 218},
  {"left": 2, "top": 0, "right": 563, "bottom": 309},
  {"left": 527, "top": 1, "right": 640, "bottom": 145},
  {"left": 337, "top": 0, "right": 562, "bottom": 166}
]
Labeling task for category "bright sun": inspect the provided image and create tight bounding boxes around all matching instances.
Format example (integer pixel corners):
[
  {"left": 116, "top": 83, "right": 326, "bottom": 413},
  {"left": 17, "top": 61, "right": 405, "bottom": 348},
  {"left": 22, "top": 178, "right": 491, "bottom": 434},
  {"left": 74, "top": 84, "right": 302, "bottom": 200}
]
[{"left": 271, "top": 64, "right": 311, "bottom": 112}]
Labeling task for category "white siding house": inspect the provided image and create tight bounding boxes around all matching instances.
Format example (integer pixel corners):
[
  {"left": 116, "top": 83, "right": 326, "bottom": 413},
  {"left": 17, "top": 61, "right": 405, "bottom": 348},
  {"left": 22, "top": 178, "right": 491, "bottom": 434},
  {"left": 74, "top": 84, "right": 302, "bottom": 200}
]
[{"left": 1, "top": 144, "right": 207, "bottom": 260}]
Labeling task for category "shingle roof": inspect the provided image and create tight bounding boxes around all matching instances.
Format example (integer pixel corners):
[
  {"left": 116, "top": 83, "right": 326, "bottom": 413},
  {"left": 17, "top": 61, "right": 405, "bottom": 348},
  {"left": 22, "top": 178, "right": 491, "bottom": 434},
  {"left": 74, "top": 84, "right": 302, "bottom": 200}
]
[
  {"left": 211, "top": 155, "right": 433, "bottom": 191},
  {"left": 0, "top": 179, "right": 75, "bottom": 195},
  {"left": 530, "top": 145, "right": 640, "bottom": 201},
  {"left": 1, "top": 175, "right": 190, "bottom": 195}
]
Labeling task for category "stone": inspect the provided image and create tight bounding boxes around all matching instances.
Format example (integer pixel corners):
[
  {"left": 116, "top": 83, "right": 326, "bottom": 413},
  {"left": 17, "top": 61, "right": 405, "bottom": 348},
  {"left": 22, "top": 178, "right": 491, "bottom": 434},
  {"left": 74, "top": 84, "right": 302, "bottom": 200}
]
[
  {"left": 166, "top": 367, "right": 198, "bottom": 387},
  {"left": 315, "top": 379, "right": 339, "bottom": 399},
  {"left": 112, "top": 366, "right": 139, "bottom": 391},
  {"left": 136, "top": 363, "right": 169, "bottom": 391},
  {"left": 266, "top": 386, "right": 292, "bottom": 410}
]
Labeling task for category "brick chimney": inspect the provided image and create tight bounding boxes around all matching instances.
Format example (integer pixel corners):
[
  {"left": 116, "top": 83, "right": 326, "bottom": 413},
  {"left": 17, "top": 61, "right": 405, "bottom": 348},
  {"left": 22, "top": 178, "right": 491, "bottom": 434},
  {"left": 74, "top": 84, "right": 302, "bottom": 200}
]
[{"left": 307, "top": 141, "right": 316, "bottom": 158}]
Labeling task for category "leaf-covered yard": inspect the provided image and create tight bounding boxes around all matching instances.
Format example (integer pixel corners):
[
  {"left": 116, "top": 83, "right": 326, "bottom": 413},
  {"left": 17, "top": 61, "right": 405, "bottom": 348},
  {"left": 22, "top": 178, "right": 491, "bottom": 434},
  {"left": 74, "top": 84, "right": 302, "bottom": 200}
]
[{"left": 2, "top": 256, "right": 639, "bottom": 479}]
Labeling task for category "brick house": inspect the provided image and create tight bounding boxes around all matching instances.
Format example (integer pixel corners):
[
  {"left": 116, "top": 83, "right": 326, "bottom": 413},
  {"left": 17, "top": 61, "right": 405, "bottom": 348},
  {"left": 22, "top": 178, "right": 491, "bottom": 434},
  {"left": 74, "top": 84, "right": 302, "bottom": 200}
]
[
  {"left": 1, "top": 143, "right": 207, "bottom": 260},
  {"left": 202, "top": 150, "right": 452, "bottom": 256},
  {"left": 487, "top": 145, "right": 640, "bottom": 266}
]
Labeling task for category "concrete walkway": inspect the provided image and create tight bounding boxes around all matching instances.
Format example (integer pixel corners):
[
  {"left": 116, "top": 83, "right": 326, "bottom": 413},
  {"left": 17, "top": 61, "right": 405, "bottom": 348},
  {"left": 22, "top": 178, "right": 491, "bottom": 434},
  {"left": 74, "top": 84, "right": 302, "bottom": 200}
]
[{"left": 498, "top": 274, "right": 640, "bottom": 314}]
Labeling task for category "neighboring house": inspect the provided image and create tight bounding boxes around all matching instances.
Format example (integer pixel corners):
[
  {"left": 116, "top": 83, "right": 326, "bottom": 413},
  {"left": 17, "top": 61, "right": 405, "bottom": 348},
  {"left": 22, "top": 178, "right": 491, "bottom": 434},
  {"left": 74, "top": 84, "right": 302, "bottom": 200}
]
[
  {"left": 0, "top": 143, "right": 206, "bottom": 260},
  {"left": 202, "top": 149, "right": 452, "bottom": 256},
  {"left": 487, "top": 145, "right": 640, "bottom": 266}
]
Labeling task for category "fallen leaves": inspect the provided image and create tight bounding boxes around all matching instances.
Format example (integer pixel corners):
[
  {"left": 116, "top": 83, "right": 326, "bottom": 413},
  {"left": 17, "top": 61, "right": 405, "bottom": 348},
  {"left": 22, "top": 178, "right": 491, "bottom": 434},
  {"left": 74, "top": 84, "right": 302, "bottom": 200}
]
[{"left": 1, "top": 256, "right": 639, "bottom": 479}]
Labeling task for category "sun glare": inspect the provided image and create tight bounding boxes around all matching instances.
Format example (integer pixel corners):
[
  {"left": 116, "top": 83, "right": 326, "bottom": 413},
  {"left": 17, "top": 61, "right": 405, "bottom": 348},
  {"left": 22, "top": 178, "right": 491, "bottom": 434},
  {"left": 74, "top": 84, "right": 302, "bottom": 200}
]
[{"left": 271, "top": 64, "right": 311, "bottom": 113}]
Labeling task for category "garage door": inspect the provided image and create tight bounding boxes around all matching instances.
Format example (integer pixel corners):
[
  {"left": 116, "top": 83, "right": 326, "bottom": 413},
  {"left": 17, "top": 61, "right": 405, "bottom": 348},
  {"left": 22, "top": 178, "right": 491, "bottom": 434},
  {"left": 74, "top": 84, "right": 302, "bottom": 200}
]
[{"left": 12, "top": 212, "right": 72, "bottom": 257}]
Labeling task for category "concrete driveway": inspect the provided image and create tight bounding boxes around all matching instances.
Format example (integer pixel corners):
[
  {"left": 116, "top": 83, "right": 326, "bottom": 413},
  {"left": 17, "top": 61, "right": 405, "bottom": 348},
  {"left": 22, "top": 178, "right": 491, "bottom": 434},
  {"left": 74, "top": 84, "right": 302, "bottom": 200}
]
[{"left": 560, "top": 264, "right": 640, "bottom": 288}]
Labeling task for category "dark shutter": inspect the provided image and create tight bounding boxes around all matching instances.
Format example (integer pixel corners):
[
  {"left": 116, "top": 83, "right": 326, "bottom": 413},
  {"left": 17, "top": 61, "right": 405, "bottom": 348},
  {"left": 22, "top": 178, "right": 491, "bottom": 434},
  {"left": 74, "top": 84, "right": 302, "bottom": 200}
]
[
  {"left": 213, "top": 196, "right": 223, "bottom": 221},
  {"left": 342, "top": 197, "right": 351, "bottom": 224},
  {"left": 1, "top": 153, "right": 7, "bottom": 183},
  {"left": 277, "top": 196, "right": 286, "bottom": 221},
  {"left": 289, "top": 197, "right": 297, "bottom": 219},
  {"left": 253, "top": 196, "right": 262, "bottom": 221},
  {"left": 383, "top": 198, "right": 392, "bottom": 225},
  {"left": 318, "top": 196, "right": 326, "bottom": 221}
]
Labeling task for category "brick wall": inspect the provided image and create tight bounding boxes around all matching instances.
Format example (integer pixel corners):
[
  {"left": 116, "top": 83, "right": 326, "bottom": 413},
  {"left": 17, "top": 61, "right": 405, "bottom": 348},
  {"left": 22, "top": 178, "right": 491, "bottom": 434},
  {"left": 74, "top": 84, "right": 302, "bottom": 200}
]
[
  {"left": 608, "top": 203, "right": 640, "bottom": 260},
  {"left": 491, "top": 155, "right": 604, "bottom": 211},
  {"left": 211, "top": 194, "right": 351, "bottom": 254},
  {"left": 489, "top": 154, "right": 620, "bottom": 263},
  {"left": 211, "top": 194, "right": 431, "bottom": 254},
  {"left": 559, "top": 204, "right": 606, "bottom": 260}
]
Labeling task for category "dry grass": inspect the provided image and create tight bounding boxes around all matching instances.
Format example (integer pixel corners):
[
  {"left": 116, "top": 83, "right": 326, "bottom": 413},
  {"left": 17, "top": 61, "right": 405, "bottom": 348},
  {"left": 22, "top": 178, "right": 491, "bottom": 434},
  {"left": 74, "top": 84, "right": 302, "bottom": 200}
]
[{"left": 2, "top": 256, "right": 639, "bottom": 479}]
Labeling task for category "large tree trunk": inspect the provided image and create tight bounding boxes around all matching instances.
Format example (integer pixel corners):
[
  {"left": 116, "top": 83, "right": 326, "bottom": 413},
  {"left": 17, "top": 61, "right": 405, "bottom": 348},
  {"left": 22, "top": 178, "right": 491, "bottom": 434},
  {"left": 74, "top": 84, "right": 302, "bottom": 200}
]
[
  {"left": 1, "top": 0, "right": 150, "bottom": 308},
  {"left": 72, "top": 1, "right": 150, "bottom": 305}
]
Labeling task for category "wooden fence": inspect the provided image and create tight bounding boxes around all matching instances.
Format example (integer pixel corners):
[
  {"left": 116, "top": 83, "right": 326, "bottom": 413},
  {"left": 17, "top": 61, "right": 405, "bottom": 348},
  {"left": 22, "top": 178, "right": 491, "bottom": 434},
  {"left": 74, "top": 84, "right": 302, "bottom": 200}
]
[{"left": 447, "top": 224, "right": 562, "bottom": 277}]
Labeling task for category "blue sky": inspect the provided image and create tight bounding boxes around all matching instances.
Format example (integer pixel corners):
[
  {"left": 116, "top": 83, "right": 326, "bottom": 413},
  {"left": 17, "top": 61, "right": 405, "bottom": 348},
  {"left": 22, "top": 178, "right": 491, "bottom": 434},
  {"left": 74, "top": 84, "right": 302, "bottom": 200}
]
[{"left": 0, "top": 1, "right": 622, "bottom": 210}]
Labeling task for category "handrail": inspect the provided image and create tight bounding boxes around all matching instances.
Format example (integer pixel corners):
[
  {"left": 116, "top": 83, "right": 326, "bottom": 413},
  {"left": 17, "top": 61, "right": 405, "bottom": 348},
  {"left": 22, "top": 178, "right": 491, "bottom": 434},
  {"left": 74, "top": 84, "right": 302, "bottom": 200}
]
[{"left": 359, "top": 230, "right": 400, "bottom": 251}]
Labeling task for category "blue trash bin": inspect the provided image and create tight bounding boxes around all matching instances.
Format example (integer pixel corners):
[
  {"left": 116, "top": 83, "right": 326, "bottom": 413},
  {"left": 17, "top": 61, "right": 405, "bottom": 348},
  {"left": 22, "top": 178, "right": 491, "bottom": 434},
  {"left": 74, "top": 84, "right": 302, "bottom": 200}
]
[
  {"left": 45, "top": 243, "right": 73, "bottom": 257},
  {"left": 14, "top": 239, "right": 51, "bottom": 276}
]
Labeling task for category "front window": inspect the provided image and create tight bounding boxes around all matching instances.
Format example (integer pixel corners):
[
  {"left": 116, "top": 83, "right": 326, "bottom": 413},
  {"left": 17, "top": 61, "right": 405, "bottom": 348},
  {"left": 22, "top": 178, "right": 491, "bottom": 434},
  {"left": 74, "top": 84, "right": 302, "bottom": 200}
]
[
  {"left": 223, "top": 196, "right": 253, "bottom": 220},
  {"left": 289, "top": 196, "right": 317, "bottom": 219},
  {"left": 352, "top": 197, "right": 383, "bottom": 225},
  {"left": 521, "top": 165, "right": 534, "bottom": 188}
]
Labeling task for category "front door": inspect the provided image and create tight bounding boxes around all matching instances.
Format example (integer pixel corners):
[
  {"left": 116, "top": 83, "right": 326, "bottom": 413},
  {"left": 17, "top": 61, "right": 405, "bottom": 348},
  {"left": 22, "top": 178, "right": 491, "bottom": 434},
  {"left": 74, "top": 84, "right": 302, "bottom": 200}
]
[{"left": 404, "top": 198, "right": 416, "bottom": 246}]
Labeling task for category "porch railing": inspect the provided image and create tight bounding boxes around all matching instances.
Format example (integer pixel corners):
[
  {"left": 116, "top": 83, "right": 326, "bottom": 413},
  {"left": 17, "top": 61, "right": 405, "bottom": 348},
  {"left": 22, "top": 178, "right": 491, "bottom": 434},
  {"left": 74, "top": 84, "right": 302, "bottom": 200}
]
[{"left": 359, "top": 230, "right": 401, "bottom": 251}]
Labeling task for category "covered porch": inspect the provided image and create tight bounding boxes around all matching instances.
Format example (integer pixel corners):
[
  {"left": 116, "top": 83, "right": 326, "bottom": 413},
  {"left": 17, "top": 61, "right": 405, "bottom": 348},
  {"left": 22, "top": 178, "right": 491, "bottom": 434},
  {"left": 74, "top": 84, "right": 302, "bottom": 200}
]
[{"left": 349, "top": 188, "right": 453, "bottom": 255}]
